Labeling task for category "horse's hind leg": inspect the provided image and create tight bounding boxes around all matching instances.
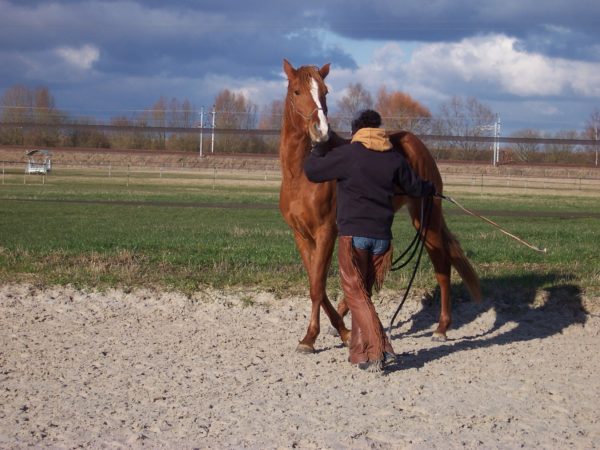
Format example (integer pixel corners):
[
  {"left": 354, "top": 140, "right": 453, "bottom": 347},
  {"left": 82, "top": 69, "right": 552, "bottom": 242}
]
[
  {"left": 409, "top": 199, "right": 452, "bottom": 341},
  {"left": 425, "top": 238, "right": 452, "bottom": 341}
]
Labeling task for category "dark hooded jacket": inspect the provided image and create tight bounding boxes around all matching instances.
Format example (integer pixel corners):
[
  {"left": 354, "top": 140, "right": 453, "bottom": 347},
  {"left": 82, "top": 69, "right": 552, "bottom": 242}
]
[{"left": 304, "top": 128, "right": 435, "bottom": 240}]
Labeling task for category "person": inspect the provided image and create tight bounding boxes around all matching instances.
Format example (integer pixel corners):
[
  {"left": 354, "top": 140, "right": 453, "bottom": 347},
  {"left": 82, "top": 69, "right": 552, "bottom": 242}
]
[{"left": 304, "top": 109, "right": 436, "bottom": 373}]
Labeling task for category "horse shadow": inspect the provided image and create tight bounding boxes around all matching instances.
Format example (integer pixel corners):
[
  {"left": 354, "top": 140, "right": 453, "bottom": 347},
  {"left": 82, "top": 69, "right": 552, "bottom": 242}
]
[{"left": 385, "top": 272, "right": 587, "bottom": 372}]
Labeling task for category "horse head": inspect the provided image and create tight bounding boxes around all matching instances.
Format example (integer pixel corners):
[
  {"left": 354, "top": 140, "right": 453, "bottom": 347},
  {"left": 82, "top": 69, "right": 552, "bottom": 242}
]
[{"left": 283, "top": 59, "right": 330, "bottom": 144}]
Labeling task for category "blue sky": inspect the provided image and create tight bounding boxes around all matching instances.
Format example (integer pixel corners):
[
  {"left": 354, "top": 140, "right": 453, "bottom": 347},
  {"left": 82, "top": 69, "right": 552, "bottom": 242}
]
[{"left": 1, "top": 0, "right": 599, "bottom": 134}]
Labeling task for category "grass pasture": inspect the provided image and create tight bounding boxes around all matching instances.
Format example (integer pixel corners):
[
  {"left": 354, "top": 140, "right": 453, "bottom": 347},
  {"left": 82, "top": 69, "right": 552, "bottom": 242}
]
[{"left": 1, "top": 164, "right": 599, "bottom": 305}]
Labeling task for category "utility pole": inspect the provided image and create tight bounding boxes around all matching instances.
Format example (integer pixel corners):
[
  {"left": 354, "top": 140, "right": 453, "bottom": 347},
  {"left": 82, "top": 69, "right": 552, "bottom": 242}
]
[
  {"left": 493, "top": 114, "right": 501, "bottom": 166},
  {"left": 211, "top": 105, "right": 216, "bottom": 154},
  {"left": 595, "top": 125, "right": 598, "bottom": 167},
  {"left": 199, "top": 106, "right": 204, "bottom": 158},
  {"left": 478, "top": 115, "right": 501, "bottom": 166}
]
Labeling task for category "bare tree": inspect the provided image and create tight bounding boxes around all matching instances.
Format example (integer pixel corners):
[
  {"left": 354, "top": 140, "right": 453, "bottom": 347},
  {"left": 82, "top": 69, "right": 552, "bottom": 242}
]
[
  {"left": 0, "top": 85, "right": 31, "bottom": 144},
  {"left": 333, "top": 83, "right": 373, "bottom": 131},
  {"left": 167, "top": 98, "right": 197, "bottom": 151},
  {"left": 586, "top": 109, "right": 600, "bottom": 166},
  {"left": 544, "top": 129, "right": 581, "bottom": 163},
  {"left": 110, "top": 115, "right": 149, "bottom": 149},
  {"left": 259, "top": 100, "right": 283, "bottom": 130},
  {"left": 434, "top": 96, "right": 497, "bottom": 160},
  {"left": 258, "top": 99, "right": 283, "bottom": 154},
  {"left": 148, "top": 97, "right": 168, "bottom": 149},
  {"left": 375, "top": 86, "right": 431, "bottom": 134},
  {"left": 0, "top": 85, "right": 62, "bottom": 146},
  {"left": 584, "top": 109, "right": 600, "bottom": 140},
  {"left": 213, "top": 89, "right": 259, "bottom": 153},
  {"left": 509, "top": 129, "right": 543, "bottom": 163},
  {"left": 214, "top": 89, "right": 257, "bottom": 129}
]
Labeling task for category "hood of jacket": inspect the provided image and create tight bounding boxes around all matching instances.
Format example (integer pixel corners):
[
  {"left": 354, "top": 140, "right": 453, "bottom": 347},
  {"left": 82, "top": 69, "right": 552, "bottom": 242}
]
[{"left": 351, "top": 127, "right": 392, "bottom": 152}]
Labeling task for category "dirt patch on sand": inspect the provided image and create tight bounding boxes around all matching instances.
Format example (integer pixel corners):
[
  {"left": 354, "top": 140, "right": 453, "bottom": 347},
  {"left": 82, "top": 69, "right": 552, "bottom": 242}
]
[{"left": 1, "top": 283, "right": 598, "bottom": 448}]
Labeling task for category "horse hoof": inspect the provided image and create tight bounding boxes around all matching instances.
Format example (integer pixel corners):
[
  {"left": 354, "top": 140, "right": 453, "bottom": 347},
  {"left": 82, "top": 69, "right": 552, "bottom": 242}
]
[
  {"left": 296, "top": 343, "right": 315, "bottom": 354},
  {"left": 340, "top": 333, "right": 351, "bottom": 347},
  {"left": 327, "top": 326, "right": 339, "bottom": 336},
  {"left": 432, "top": 331, "right": 447, "bottom": 342}
]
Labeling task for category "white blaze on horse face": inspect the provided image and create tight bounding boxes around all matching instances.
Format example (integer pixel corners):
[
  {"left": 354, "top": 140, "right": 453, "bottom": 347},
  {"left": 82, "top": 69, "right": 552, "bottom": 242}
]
[{"left": 310, "top": 77, "right": 329, "bottom": 138}]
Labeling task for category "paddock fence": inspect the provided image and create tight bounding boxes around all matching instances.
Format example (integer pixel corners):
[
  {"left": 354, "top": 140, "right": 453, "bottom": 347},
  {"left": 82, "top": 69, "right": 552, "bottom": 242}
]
[{"left": 1, "top": 154, "right": 599, "bottom": 197}]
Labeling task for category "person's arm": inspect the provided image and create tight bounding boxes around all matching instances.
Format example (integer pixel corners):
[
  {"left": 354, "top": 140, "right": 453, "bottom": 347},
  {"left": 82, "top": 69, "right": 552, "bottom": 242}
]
[
  {"left": 304, "top": 145, "right": 346, "bottom": 183},
  {"left": 328, "top": 130, "right": 350, "bottom": 148},
  {"left": 394, "top": 157, "right": 436, "bottom": 197},
  {"left": 309, "top": 130, "right": 349, "bottom": 156},
  {"left": 304, "top": 129, "right": 349, "bottom": 182}
]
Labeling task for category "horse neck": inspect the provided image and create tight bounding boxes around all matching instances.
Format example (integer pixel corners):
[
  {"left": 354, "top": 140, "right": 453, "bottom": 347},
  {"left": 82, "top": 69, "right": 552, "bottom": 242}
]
[{"left": 279, "top": 102, "right": 311, "bottom": 178}]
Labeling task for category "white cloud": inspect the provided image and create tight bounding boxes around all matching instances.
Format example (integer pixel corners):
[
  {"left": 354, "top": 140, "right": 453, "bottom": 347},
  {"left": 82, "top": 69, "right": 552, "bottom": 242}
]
[
  {"left": 297, "top": 35, "right": 600, "bottom": 132},
  {"left": 56, "top": 45, "right": 100, "bottom": 70},
  {"left": 408, "top": 34, "right": 600, "bottom": 98}
]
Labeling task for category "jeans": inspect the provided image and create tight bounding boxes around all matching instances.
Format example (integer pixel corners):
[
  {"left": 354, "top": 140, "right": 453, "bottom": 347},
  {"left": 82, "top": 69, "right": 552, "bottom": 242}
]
[{"left": 351, "top": 236, "right": 390, "bottom": 255}]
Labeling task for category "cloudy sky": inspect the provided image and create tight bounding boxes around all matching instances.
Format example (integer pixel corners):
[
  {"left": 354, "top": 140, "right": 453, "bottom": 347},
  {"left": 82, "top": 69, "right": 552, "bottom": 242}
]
[{"left": 1, "top": 0, "right": 599, "bottom": 134}]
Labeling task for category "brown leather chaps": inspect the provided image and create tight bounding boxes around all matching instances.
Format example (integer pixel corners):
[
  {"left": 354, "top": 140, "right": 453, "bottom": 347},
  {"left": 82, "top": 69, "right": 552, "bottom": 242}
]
[{"left": 338, "top": 236, "right": 395, "bottom": 364}]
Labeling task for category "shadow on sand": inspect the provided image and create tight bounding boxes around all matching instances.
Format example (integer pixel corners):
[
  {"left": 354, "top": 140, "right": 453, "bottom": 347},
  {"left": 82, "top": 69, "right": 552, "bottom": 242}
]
[{"left": 385, "top": 272, "right": 588, "bottom": 372}]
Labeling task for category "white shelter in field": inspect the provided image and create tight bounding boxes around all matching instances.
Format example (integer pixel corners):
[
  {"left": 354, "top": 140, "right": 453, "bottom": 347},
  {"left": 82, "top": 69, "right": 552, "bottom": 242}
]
[{"left": 25, "top": 149, "right": 52, "bottom": 174}]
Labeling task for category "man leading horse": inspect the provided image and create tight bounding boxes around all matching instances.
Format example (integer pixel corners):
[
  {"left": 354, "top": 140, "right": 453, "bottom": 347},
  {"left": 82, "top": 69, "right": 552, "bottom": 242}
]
[{"left": 304, "top": 109, "right": 436, "bottom": 373}]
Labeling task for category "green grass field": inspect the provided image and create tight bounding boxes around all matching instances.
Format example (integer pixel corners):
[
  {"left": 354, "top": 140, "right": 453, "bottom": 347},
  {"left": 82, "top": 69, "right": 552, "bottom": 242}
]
[{"left": 1, "top": 168, "right": 599, "bottom": 301}]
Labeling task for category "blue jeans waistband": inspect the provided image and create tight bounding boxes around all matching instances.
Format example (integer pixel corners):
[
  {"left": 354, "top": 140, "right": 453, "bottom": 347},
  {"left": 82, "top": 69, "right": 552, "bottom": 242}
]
[{"left": 351, "top": 236, "right": 390, "bottom": 255}]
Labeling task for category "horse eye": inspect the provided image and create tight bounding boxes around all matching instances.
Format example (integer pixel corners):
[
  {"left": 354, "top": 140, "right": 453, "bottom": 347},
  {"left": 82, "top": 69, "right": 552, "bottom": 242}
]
[{"left": 294, "top": 90, "right": 300, "bottom": 96}]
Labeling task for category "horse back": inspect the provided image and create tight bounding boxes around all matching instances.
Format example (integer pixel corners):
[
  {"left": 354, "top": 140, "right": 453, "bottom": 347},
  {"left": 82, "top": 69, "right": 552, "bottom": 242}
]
[{"left": 388, "top": 131, "right": 443, "bottom": 189}]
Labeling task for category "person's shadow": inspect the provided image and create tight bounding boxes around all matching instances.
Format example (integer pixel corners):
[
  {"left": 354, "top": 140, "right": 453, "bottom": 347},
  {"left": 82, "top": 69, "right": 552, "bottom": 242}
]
[{"left": 385, "top": 272, "right": 587, "bottom": 372}]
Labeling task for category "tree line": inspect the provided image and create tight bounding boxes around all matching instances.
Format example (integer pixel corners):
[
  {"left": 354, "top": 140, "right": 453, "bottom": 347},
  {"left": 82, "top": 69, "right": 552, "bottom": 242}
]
[{"left": 1, "top": 84, "right": 599, "bottom": 165}]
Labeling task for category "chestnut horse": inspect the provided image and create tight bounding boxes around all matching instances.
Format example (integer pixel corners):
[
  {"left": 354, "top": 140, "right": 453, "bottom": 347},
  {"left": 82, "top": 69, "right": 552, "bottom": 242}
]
[{"left": 278, "top": 59, "right": 481, "bottom": 353}]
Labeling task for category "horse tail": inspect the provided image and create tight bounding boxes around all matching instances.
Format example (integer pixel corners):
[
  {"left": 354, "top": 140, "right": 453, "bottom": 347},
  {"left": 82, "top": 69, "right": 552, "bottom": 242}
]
[
  {"left": 440, "top": 216, "right": 482, "bottom": 303},
  {"left": 390, "top": 130, "right": 481, "bottom": 302}
]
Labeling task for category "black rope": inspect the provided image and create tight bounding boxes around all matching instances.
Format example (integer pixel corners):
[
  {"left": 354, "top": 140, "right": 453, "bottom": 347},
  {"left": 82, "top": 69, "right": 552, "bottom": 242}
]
[
  {"left": 390, "top": 196, "right": 428, "bottom": 271},
  {"left": 387, "top": 195, "right": 433, "bottom": 338}
]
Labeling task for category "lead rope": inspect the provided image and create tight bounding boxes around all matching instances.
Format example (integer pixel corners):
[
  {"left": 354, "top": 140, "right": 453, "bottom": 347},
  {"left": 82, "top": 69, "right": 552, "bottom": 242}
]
[
  {"left": 438, "top": 194, "right": 547, "bottom": 253},
  {"left": 387, "top": 193, "right": 547, "bottom": 339},
  {"left": 388, "top": 195, "right": 432, "bottom": 338}
]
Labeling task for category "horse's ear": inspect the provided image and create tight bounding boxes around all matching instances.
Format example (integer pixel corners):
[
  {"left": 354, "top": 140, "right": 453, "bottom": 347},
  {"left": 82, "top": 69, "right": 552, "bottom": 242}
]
[
  {"left": 283, "top": 59, "right": 296, "bottom": 79},
  {"left": 319, "top": 63, "right": 330, "bottom": 79}
]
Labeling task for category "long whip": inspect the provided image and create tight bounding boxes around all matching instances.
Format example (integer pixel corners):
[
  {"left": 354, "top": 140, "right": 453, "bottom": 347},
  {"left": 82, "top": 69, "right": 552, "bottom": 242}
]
[
  {"left": 387, "top": 193, "right": 547, "bottom": 338},
  {"left": 438, "top": 194, "right": 547, "bottom": 254}
]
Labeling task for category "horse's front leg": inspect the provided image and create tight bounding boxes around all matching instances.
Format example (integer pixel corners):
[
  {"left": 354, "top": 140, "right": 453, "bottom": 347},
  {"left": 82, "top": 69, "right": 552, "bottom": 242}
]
[
  {"left": 295, "top": 231, "right": 350, "bottom": 353},
  {"left": 336, "top": 298, "right": 350, "bottom": 319}
]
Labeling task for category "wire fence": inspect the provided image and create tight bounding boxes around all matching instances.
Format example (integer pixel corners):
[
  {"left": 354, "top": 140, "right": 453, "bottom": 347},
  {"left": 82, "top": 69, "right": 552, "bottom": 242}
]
[
  {"left": 2, "top": 158, "right": 599, "bottom": 198},
  {"left": 1, "top": 120, "right": 599, "bottom": 166}
]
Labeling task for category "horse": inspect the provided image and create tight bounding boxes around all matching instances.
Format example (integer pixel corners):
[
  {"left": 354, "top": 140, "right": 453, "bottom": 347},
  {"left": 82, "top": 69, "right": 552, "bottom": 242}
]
[{"left": 278, "top": 59, "right": 481, "bottom": 353}]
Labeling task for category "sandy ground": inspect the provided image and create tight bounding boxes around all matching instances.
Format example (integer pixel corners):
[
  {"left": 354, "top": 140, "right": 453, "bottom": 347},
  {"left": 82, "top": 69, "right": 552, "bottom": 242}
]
[{"left": 1, "top": 283, "right": 599, "bottom": 449}]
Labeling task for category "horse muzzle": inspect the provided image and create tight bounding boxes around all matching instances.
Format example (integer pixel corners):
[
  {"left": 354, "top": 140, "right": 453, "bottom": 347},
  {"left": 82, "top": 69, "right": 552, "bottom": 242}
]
[{"left": 309, "top": 120, "right": 330, "bottom": 144}]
